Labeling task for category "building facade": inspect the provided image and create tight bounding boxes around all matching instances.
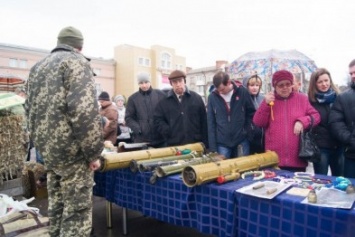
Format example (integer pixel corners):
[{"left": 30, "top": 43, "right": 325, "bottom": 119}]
[
  {"left": 186, "top": 60, "right": 228, "bottom": 103},
  {"left": 114, "top": 44, "right": 186, "bottom": 99},
  {"left": 0, "top": 43, "right": 115, "bottom": 96},
  {"left": 0, "top": 43, "right": 188, "bottom": 101}
]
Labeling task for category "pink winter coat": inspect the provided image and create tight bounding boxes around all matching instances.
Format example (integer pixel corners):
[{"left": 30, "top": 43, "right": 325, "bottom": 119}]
[{"left": 253, "top": 92, "right": 320, "bottom": 169}]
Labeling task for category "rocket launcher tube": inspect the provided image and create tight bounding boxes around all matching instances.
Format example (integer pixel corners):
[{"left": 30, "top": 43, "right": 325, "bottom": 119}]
[
  {"left": 155, "top": 153, "right": 223, "bottom": 178},
  {"left": 99, "top": 143, "right": 205, "bottom": 172},
  {"left": 130, "top": 152, "right": 202, "bottom": 173},
  {"left": 182, "top": 151, "right": 279, "bottom": 187}
]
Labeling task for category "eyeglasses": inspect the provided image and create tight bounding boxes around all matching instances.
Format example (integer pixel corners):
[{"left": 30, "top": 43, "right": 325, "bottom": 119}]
[{"left": 276, "top": 82, "right": 292, "bottom": 89}]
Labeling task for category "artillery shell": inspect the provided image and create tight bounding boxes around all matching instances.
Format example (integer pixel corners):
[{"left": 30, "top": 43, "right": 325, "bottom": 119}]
[{"left": 252, "top": 183, "right": 265, "bottom": 190}]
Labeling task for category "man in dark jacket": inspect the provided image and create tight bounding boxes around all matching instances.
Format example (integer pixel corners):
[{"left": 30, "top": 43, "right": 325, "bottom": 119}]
[
  {"left": 125, "top": 73, "right": 166, "bottom": 147},
  {"left": 207, "top": 71, "right": 255, "bottom": 158},
  {"left": 329, "top": 59, "right": 355, "bottom": 178},
  {"left": 154, "top": 70, "right": 208, "bottom": 147}
]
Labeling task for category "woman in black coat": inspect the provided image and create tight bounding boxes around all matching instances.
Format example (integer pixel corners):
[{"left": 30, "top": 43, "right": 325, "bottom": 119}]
[{"left": 308, "top": 68, "right": 343, "bottom": 176}]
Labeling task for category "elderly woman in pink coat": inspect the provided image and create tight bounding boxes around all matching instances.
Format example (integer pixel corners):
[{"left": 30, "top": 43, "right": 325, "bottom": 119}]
[{"left": 253, "top": 70, "right": 320, "bottom": 172}]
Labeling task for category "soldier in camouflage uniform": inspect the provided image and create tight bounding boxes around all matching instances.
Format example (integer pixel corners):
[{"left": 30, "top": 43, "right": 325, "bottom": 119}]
[{"left": 25, "top": 26, "right": 104, "bottom": 237}]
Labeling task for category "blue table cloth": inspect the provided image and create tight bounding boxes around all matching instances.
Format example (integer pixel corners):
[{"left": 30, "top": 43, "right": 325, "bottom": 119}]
[
  {"left": 236, "top": 171, "right": 355, "bottom": 237},
  {"left": 94, "top": 168, "right": 242, "bottom": 237},
  {"left": 94, "top": 169, "right": 355, "bottom": 237}
]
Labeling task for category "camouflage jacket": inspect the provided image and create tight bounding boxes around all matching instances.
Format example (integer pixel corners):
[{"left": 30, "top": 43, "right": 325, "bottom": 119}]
[{"left": 25, "top": 44, "right": 103, "bottom": 173}]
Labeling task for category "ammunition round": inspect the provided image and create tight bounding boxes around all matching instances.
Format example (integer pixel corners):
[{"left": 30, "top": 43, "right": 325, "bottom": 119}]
[
  {"left": 129, "top": 160, "right": 138, "bottom": 173},
  {"left": 182, "top": 167, "right": 197, "bottom": 187}
]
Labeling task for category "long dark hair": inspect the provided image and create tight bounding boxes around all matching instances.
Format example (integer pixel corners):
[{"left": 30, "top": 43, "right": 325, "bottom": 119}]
[{"left": 308, "top": 68, "right": 340, "bottom": 102}]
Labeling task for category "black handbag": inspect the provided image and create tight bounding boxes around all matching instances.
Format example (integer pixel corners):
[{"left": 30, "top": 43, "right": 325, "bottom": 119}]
[{"left": 298, "top": 115, "right": 321, "bottom": 163}]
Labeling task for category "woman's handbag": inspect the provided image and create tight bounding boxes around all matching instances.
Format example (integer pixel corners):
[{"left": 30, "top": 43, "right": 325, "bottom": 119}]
[{"left": 298, "top": 115, "right": 321, "bottom": 163}]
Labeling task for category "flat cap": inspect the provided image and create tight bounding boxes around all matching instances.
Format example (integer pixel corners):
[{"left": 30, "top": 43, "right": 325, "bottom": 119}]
[{"left": 168, "top": 70, "right": 186, "bottom": 80}]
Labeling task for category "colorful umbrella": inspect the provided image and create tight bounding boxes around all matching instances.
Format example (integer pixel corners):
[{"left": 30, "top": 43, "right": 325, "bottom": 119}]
[{"left": 228, "top": 49, "right": 317, "bottom": 91}]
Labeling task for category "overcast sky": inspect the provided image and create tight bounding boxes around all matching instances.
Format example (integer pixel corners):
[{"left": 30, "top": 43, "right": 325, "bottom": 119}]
[{"left": 1, "top": 0, "right": 354, "bottom": 85}]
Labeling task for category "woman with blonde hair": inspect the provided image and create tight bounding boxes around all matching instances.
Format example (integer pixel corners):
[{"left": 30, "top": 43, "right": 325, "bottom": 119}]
[
  {"left": 308, "top": 68, "right": 343, "bottom": 175},
  {"left": 243, "top": 75, "right": 265, "bottom": 154}
]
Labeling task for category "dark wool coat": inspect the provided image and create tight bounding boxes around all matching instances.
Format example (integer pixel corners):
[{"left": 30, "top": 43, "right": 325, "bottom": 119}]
[
  {"left": 154, "top": 87, "right": 208, "bottom": 147},
  {"left": 311, "top": 101, "right": 341, "bottom": 149},
  {"left": 329, "top": 86, "right": 355, "bottom": 159},
  {"left": 125, "top": 87, "right": 166, "bottom": 145}
]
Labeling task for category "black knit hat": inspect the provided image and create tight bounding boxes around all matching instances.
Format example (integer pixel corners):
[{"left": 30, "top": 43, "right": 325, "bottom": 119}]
[
  {"left": 98, "top": 91, "right": 110, "bottom": 101},
  {"left": 57, "top": 26, "right": 84, "bottom": 49}
]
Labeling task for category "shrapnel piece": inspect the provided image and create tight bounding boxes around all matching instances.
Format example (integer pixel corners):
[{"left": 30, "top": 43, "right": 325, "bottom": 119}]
[{"left": 252, "top": 183, "right": 265, "bottom": 190}]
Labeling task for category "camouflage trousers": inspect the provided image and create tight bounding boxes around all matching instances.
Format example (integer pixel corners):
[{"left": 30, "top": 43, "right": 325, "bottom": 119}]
[{"left": 47, "top": 161, "right": 94, "bottom": 237}]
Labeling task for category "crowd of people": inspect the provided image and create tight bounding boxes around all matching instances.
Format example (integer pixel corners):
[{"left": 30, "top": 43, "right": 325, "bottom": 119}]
[{"left": 23, "top": 25, "right": 355, "bottom": 236}]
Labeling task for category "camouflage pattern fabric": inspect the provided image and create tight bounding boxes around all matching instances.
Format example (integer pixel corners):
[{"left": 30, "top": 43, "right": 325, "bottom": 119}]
[
  {"left": 47, "top": 161, "right": 93, "bottom": 237},
  {"left": 25, "top": 44, "right": 103, "bottom": 173},
  {"left": 25, "top": 44, "right": 103, "bottom": 237}
]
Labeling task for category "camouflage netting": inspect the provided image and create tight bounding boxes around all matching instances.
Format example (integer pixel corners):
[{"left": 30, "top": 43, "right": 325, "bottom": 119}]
[{"left": 0, "top": 112, "right": 27, "bottom": 186}]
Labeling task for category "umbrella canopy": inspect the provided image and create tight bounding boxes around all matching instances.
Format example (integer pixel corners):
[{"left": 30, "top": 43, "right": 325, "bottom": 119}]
[
  {"left": 0, "top": 73, "right": 25, "bottom": 93},
  {"left": 228, "top": 49, "right": 317, "bottom": 92}
]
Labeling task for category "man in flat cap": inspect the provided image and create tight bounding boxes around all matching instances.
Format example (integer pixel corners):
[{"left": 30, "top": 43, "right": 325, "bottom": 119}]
[
  {"left": 154, "top": 70, "right": 208, "bottom": 147},
  {"left": 25, "top": 26, "right": 103, "bottom": 237},
  {"left": 125, "top": 73, "right": 166, "bottom": 147}
]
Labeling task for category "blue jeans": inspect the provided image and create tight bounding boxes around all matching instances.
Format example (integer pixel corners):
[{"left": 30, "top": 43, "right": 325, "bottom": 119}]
[
  {"left": 344, "top": 157, "right": 355, "bottom": 178},
  {"left": 217, "top": 139, "right": 250, "bottom": 159},
  {"left": 313, "top": 147, "right": 344, "bottom": 176}
]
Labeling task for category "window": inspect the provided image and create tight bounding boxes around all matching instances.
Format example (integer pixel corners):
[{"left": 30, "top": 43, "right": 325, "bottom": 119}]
[
  {"left": 19, "top": 59, "right": 27, "bottom": 68},
  {"left": 93, "top": 68, "right": 101, "bottom": 76},
  {"left": 138, "top": 57, "right": 151, "bottom": 67},
  {"left": 138, "top": 57, "right": 144, "bottom": 65},
  {"left": 95, "top": 83, "right": 102, "bottom": 97},
  {"left": 9, "top": 58, "right": 18, "bottom": 67},
  {"left": 161, "top": 53, "right": 171, "bottom": 69},
  {"left": 175, "top": 64, "right": 183, "bottom": 70},
  {"left": 9, "top": 58, "right": 27, "bottom": 68}
]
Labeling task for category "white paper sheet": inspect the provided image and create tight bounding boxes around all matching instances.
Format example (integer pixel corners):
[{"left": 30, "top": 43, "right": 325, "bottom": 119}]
[
  {"left": 236, "top": 181, "right": 292, "bottom": 199},
  {"left": 301, "top": 188, "right": 355, "bottom": 209}
]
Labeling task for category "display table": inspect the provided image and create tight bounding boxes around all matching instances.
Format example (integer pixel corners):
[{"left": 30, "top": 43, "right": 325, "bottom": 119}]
[
  {"left": 94, "top": 169, "right": 355, "bottom": 237},
  {"left": 94, "top": 168, "right": 239, "bottom": 237},
  {"left": 236, "top": 173, "right": 355, "bottom": 237}
]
